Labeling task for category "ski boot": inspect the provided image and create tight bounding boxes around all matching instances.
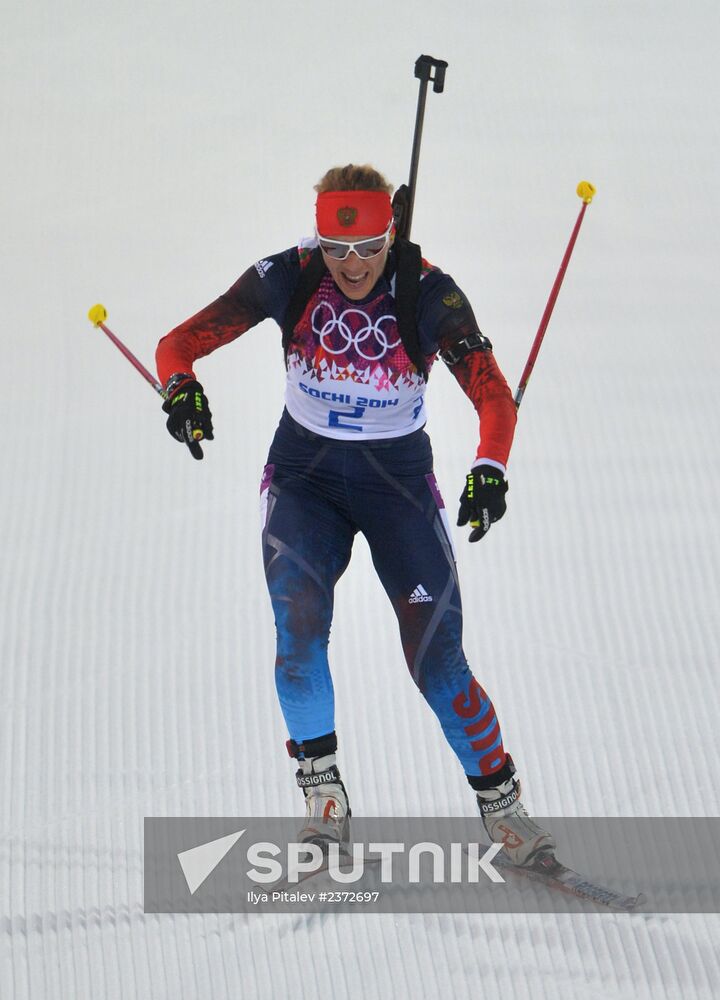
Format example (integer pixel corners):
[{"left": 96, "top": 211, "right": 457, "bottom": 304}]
[
  {"left": 471, "top": 755, "right": 555, "bottom": 867},
  {"left": 287, "top": 732, "right": 351, "bottom": 853}
]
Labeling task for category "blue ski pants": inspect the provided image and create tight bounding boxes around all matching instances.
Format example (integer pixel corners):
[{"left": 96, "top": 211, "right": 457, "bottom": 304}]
[{"left": 260, "top": 409, "right": 507, "bottom": 777}]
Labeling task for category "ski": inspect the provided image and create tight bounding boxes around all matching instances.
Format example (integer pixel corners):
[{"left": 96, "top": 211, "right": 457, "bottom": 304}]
[
  {"left": 272, "top": 836, "right": 645, "bottom": 909},
  {"left": 494, "top": 850, "right": 645, "bottom": 911}
]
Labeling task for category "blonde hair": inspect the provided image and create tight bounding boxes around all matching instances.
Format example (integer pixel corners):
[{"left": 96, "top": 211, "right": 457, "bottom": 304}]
[{"left": 314, "top": 164, "right": 393, "bottom": 196}]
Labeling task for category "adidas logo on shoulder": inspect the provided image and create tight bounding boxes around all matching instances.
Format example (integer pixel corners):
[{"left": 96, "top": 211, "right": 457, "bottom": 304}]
[
  {"left": 254, "top": 259, "right": 274, "bottom": 278},
  {"left": 409, "top": 584, "right": 433, "bottom": 604}
]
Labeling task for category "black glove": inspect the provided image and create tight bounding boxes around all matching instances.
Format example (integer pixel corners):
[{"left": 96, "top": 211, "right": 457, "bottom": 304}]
[
  {"left": 162, "top": 374, "right": 214, "bottom": 460},
  {"left": 457, "top": 465, "right": 508, "bottom": 542}
]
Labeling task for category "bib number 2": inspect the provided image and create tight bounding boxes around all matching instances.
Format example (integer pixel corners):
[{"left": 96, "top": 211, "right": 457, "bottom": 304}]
[{"left": 328, "top": 405, "right": 365, "bottom": 433}]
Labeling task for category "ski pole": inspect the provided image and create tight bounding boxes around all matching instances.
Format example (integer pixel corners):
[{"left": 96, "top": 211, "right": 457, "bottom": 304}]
[
  {"left": 393, "top": 54, "right": 448, "bottom": 240},
  {"left": 87, "top": 304, "right": 167, "bottom": 397},
  {"left": 514, "top": 181, "right": 596, "bottom": 408}
]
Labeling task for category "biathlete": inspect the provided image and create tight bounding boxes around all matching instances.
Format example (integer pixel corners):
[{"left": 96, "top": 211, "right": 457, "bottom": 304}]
[{"left": 156, "top": 163, "right": 553, "bottom": 866}]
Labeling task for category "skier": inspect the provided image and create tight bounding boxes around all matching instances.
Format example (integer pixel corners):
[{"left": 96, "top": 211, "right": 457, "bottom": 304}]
[{"left": 156, "top": 164, "right": 553, "bottom": 867}]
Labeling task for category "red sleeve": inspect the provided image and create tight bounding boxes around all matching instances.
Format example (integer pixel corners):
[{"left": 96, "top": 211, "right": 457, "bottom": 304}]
[
  {"left": 445, "top": 349, "right": 518, "bottom": 467},
  {"left": 155, "top": 267, "right": 266, "bottom": 387}
]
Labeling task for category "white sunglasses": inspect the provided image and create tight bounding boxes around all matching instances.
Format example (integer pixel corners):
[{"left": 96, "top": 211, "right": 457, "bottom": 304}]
[{"left": 316, "top": 222, "right": 393, "bottom": 261}]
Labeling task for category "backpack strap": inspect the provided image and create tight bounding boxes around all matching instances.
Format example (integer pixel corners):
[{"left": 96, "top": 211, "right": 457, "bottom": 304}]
[
  {"left": 392, "top": 236, "right": 427, "bottom": 380},
  {"left": 281, "top": 247, "right": 327, "bottom": 366}
]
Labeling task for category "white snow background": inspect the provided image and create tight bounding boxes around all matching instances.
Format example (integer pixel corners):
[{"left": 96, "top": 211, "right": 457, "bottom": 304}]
[{"left": 2, "top": 0, "right": 719, "bottom": 997}]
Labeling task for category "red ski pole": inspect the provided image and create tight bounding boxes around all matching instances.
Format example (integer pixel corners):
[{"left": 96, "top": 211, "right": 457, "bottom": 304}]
[
  {"left": 514, "top": 181, "right": 596, "bottom": 408},
  {"left": 87, "top": 304, "right": 167, "bottom": 398}
]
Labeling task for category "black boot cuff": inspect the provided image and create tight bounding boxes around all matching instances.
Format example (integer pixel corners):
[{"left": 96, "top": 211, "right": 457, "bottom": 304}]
[
  {"left": 466, "top": 754, "right": 515, "bottom": 791},
  {"left": 286, "top": 731, "right": 338, "bottom": 760}
]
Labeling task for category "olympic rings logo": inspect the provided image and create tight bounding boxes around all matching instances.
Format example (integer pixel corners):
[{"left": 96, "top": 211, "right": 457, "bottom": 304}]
[{"left": 311, "top": 302, "right": 401, "bottom": 361}]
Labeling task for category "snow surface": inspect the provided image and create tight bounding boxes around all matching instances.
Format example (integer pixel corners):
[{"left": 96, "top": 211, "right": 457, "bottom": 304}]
[{"left": 3, "top": 0, "right": 720, "bottom": 997}]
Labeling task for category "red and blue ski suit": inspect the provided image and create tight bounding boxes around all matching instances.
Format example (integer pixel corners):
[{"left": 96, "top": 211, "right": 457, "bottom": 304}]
[{"left": 157, "top": 240, "right": 518, "bottom": 777}]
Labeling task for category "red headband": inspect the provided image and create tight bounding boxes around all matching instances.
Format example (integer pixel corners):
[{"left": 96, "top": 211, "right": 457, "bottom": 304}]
[{"left": 316, "top": 190, "right": 393, "bottom": 237}]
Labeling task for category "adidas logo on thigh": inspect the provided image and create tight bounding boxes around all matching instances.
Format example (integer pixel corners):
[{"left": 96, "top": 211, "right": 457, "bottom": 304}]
[{"left": 409, "top": 584, "right": 433, "bottom": 604}]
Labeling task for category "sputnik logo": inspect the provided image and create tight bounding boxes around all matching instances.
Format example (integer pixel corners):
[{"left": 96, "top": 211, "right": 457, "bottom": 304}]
[{"left": 177, "top": 830, "right": 245, "bottom": 895}]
